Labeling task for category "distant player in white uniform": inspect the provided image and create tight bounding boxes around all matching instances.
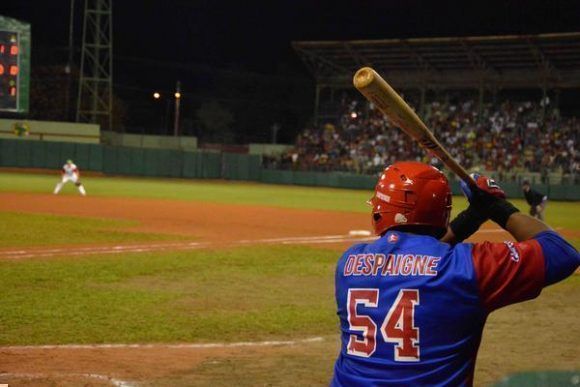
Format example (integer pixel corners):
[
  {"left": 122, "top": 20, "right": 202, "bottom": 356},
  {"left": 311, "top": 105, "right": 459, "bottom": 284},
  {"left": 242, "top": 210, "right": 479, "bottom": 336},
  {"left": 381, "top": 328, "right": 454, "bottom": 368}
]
[{"left": 53, "top": 159, "right": 87, "bottom": 196}]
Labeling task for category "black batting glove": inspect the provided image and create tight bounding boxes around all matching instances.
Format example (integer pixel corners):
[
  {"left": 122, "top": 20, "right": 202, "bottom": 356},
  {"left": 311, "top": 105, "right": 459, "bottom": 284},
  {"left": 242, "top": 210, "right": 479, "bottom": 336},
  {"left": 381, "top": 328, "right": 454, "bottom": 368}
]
[
  {"left": 449, "top": 206, "right": 488, "bottom": 243},
  {"left": 460, "top": 174, "right": 519, "bottom": 229}
]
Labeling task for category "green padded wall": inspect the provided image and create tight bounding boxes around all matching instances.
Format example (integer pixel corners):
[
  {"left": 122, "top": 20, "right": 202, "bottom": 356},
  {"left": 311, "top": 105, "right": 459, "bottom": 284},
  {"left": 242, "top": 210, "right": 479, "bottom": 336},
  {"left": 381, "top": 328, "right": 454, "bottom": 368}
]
[
  {"left": 222, "top": 153, "right": 261, "bottom": 181},
  {"left": 0, "top": 139, "right": 578, "bottom": 200}
]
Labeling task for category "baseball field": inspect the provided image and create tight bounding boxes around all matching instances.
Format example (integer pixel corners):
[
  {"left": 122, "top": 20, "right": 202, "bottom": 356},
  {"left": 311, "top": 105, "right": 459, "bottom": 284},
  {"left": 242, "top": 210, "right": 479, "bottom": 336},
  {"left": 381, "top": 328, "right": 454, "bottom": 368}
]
[{"left": 0, "top": 170, "right": 578, "bottom": 386}]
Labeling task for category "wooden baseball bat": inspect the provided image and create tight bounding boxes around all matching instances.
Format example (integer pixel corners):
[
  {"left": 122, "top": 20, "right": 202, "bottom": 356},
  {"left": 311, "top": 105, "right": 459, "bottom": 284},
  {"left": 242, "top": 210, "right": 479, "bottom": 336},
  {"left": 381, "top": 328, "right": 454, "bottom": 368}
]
[{"left": 353, "top": 67, "right": 476, "bottom": 187}]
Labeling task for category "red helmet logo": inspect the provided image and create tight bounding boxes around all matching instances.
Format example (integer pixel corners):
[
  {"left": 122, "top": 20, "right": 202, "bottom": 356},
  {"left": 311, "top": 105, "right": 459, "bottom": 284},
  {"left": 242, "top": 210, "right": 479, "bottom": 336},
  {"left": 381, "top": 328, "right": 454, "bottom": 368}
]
[{"left": 369, "top": 161, "right": 452, "bottom": 237}]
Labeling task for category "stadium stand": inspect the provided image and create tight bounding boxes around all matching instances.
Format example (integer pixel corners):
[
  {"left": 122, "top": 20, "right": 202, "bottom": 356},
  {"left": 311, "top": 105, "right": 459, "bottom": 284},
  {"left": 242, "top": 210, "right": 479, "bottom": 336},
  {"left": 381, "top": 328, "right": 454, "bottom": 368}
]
[
  {"left": 270, "top": 33, "right": 580, "bottom": 183},
  {"left": 264, "top": 96, "right": 578, "bottom": 184}
]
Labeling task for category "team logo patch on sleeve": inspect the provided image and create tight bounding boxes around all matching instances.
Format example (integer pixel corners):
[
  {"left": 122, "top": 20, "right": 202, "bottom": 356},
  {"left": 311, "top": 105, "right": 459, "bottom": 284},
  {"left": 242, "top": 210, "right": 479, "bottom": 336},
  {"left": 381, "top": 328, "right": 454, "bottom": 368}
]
[
  {"left": 503, "top": 241, "right": 520, "bottom": 262},
  {"left": 388, "top": 233, "right": 399, "bottom": 243}
]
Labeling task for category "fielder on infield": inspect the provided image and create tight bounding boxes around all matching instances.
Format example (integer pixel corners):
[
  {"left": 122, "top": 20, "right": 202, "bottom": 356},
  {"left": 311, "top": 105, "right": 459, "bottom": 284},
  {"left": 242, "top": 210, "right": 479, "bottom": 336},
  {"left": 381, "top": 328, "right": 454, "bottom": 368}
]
[{"left": 53, "top": 159, "right": 87, "bottom": 196}]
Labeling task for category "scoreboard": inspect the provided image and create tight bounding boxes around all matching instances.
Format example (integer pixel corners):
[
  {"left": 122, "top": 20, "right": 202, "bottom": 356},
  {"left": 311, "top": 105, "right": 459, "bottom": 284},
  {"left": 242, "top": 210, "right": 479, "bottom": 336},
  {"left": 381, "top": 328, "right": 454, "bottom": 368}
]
[
  {"left": 0, "top": 16, "right": 30, "bottom": 114},
  {"left": 0, "top": 31, "right": 21, "bottom": 111}
]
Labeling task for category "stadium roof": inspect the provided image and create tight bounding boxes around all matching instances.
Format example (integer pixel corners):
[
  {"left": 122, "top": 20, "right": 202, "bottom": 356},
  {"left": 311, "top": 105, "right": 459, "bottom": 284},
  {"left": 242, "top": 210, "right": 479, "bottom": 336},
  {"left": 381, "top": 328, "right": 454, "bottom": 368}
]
[{"left": 292, "top": 32, "right": 580, "bottom": 89}]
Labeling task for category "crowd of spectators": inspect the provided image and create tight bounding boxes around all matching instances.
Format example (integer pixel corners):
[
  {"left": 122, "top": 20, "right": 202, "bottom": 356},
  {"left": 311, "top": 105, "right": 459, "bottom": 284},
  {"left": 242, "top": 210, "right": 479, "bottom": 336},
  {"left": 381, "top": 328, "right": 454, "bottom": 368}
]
[{"left": 266, "top": 94, "right": 579, "bottom": 182}]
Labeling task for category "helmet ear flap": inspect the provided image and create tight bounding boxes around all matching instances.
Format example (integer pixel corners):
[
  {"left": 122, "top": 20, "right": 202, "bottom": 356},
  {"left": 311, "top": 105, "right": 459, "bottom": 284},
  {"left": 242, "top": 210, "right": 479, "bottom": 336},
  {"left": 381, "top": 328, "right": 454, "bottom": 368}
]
[{"left": 372, "top": 212, "right": 389, "bottom": 236}]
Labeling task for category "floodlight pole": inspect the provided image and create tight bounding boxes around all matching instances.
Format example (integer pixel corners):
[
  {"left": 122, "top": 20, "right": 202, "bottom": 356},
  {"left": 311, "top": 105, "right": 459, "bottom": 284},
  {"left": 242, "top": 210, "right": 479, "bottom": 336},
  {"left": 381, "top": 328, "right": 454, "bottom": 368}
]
[
  {"left": 76, "top": 0, "right": 113, "bottom": 130},
  {"left": 65, "top": 0, "right": 75, "bottom": 121}
]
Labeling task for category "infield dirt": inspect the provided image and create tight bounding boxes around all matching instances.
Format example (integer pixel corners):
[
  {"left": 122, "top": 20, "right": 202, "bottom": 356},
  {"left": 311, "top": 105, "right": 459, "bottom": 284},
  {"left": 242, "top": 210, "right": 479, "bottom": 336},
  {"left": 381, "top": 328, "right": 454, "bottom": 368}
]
[{"left": 0, "top": 192, "right": 519, "bottom": 253}]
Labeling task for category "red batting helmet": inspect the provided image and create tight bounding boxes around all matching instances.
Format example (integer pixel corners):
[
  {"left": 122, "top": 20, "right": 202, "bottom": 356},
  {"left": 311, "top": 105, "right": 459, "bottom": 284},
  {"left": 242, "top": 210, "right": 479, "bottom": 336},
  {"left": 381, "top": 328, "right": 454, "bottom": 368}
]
[{"left": 368, "top": 161, "right": 452, "bottom": 237}]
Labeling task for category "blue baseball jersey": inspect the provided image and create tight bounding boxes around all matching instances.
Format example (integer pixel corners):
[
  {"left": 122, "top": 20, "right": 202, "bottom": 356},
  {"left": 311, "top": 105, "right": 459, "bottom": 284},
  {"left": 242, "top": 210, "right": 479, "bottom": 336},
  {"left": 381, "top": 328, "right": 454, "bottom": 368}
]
[{"left": 332, "top": 230, "right": 579, "bottom": 386}]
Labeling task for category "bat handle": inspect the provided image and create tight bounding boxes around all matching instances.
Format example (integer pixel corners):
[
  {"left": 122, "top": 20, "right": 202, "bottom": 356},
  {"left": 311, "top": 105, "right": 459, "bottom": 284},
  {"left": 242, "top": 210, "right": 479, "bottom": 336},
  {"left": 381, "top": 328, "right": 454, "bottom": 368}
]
[
  {"left": 441, "top": 155, "right": 477, "bottom": 188},
  {"left": 464, "top": 173, "right": 477, "bottom": 187}
]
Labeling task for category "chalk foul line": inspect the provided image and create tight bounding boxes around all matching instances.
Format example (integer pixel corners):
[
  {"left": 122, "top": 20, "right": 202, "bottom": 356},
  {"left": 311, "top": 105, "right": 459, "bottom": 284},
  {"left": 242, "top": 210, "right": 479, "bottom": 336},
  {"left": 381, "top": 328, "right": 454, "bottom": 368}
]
[
  {"left": 1, "top": 336, "right": 324, "bottom": 350},
  {"left": 0, "top": 337, "right": 325, "bottom": 385},
  {"left": 0, "top": 241, "right": 205, "bottom": 257},
  {"left": 0, "top": 226, "right": 563, "bottom": 259},
  {"left": 0, "top": 235, "right": 375, "bottom": 259},
  {"left": 0, "top": 373, "right": 136, "bottom": 387}
]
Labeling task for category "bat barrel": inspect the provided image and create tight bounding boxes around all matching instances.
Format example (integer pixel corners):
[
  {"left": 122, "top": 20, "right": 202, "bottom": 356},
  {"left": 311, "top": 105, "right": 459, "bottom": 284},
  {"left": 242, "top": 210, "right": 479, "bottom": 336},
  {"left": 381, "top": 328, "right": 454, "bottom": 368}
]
[
  {"left": 353, "top": 67, "right": 476, "bottom": 187},
  {"left": 353, "top": 67, "right": 377, "bottom": 89}
]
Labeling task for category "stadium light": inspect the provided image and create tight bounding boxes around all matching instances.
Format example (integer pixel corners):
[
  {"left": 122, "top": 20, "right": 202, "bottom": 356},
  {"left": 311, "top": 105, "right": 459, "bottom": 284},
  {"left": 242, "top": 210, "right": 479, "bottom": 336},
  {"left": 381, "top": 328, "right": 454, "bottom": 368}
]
[
  {"left": 174, "top": 91, "right": 181, "bottom": 99},
  {"left": 350, "top": 112, "right": 357, "bottom": 119},
  {"left": 153, "top": 92, "right": 161, "bottom": 99}
]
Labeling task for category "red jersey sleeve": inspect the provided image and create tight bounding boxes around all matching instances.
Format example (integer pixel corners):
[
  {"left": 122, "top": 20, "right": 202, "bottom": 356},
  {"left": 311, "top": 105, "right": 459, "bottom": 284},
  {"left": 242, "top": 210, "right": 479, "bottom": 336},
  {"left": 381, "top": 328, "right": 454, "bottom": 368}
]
[{"left": 471, "top": 239, "right": 545, "bottom": 312}]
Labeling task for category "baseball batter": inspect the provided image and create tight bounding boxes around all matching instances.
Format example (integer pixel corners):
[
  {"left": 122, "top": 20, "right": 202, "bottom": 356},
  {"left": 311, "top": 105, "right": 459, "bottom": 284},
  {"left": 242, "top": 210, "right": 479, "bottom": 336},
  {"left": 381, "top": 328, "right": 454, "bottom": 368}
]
[
  {"left": 53, "top": 159, "right": 87, "bottom": 196},
  {"left": 332, "top": 162, "right": 578, "bottom": 386}
]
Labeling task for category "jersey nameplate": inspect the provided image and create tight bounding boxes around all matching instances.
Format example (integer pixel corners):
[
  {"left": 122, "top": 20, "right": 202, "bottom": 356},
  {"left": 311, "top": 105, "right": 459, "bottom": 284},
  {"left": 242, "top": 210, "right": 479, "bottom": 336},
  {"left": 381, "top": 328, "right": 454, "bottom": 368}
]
[{"left": 344, "top": 253, "right": 440, "bottom": 277}]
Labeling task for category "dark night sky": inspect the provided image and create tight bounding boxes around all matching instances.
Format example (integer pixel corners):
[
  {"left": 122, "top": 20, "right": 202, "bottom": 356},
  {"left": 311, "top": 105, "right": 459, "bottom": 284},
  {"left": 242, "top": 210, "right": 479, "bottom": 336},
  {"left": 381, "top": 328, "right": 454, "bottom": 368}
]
[
  {"left": 1, "top": 0, "right": 580, "bottom": 139},
  {"left": 3, "top": 0, "right": 580, "bottom": 75}
]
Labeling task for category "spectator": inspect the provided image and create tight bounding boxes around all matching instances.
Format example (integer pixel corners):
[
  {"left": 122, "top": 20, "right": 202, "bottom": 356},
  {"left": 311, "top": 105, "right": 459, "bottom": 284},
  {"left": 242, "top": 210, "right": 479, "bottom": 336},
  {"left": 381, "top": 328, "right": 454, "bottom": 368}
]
[{"left": 265, "top": 95, "right": 578, "bottom": 179}]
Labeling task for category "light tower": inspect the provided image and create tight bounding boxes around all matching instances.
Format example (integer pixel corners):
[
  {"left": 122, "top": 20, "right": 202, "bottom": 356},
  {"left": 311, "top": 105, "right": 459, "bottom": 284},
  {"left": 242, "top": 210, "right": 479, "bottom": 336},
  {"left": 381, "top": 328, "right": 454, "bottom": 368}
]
[{"left": 76, "top": 0, "right": 113, "bottom": 130}]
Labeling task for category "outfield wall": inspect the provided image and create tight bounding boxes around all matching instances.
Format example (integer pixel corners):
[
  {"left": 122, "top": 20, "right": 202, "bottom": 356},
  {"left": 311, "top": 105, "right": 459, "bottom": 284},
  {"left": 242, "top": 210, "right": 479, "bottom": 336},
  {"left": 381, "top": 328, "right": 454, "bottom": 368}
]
[
  {"left": 248, "top": 143, "right": 292, "bottom": 155},
  {"left": 1, "top": 138, "right": 578, "bottom": 200},
  {"left": 100, "top": 131, "right": 198, "bottom": 150},
  {"left": 0, "top": 139, "right": 261, "bottom": 180}
]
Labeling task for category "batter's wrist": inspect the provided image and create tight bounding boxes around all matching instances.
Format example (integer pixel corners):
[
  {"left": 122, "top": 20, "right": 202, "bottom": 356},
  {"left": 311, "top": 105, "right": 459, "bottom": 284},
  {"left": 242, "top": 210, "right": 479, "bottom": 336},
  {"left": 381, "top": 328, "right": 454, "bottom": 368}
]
[
  {"left": 449, "top": 206, "right": 488, "bottom": 243},
  {"left": 487, "top": 199, "right": 520, "bottom": 229}
]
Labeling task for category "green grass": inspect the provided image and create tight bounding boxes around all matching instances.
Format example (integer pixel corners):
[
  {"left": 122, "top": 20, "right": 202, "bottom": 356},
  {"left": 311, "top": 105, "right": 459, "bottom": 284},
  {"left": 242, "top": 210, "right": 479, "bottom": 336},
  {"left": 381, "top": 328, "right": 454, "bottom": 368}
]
[
  {"left": 0, "top": 172, "right": 371, "bottom": 213},
  {"left": 1, "top": 241, "right": 577, "bottom": 348},
  {"left": 0, "top": 245, "right": 337, "bottom": 345},
  {"left": 0, "top": 212, "right": 185, "bottom": 247}
]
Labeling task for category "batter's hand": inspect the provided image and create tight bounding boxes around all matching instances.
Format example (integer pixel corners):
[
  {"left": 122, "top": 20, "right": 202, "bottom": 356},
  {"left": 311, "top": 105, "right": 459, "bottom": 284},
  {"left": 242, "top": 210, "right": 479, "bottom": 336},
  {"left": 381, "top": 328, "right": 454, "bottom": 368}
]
[
  {"left": 460, "top": 173, "right": 506, "bottom": 202},
  {"left": 460, "top": 173, "right": 519, "bottom": 228},
  {"left": 448, "top": 173, "right": 504, "bottom": 243}
]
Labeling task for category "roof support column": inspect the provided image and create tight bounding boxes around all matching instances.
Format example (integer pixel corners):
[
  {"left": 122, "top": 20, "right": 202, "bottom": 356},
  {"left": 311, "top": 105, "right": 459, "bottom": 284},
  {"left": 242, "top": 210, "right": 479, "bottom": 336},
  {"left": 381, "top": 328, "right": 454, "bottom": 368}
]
[
  {"left": 540, "top": 82, "right": 548, "bottom": 122},
  {"left": 419, "top": 86, "right": 426, "bottom": 118},
  {"left": 478, "top": 81, "right": 484, "bottom": 122},
  {"left": 314, "top": 84, "right": 321, "bottom": 126}
]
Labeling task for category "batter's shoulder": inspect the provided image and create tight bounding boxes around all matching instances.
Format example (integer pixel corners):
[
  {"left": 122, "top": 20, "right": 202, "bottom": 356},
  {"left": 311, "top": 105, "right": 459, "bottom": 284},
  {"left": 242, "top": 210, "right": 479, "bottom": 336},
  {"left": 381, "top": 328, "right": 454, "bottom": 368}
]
[{"left": 448, "top": 241, "right": 473, "bottom": 256}]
